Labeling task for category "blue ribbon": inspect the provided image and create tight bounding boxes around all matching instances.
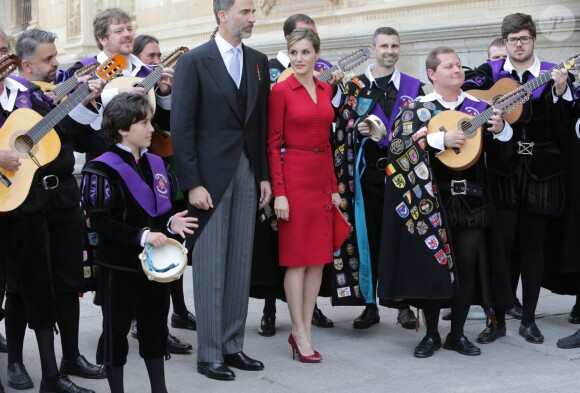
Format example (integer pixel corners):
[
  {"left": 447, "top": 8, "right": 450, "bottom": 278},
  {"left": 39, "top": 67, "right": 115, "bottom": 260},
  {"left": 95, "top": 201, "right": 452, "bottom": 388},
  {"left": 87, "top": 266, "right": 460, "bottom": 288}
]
[
  {"left": 355, "top": 137, "right": 374, "bottom": 304},
  {"left": 144, "top": 244, "right": 178, "bottom": 273}
]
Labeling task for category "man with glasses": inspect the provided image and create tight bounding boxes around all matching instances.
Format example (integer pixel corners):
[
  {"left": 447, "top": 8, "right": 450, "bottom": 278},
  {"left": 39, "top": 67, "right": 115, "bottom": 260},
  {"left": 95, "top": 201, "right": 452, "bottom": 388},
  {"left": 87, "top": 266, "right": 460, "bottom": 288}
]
[
  {"left": 463, "top": 12, "right": 572, "bottom": 346},
  {"left": 334, "top": 27, "right": 423, "bottom": 329}
]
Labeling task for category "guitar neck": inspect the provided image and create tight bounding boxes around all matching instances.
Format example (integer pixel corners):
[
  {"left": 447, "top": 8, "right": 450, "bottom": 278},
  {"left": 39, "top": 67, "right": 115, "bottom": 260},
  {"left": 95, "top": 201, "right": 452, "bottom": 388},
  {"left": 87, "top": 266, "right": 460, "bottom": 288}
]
[
  {"left": 26, "top": 81, "right": 92, "bottom": 145},
  {"left": 138, "top": 66, "right": 163, "bottom": 93},
  {"left": 519, "top": 62, "right": 562, "bottom": 94},
  {"left": 53, "top": 75, "right": 80, "bottom": 101},
  {"left": 316, "top": 65, "right": 339, "bottom": 83}
]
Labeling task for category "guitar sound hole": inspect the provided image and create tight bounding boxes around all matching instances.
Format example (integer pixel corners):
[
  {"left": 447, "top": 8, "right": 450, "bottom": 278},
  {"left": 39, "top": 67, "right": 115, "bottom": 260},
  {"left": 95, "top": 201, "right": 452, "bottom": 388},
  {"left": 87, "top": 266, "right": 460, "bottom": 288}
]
[
  {"left": 14, "top": 135, "right": 34, "bottom": 154},
  {"left": 458, "top": 119, "right": 473, "bottom": 137}
]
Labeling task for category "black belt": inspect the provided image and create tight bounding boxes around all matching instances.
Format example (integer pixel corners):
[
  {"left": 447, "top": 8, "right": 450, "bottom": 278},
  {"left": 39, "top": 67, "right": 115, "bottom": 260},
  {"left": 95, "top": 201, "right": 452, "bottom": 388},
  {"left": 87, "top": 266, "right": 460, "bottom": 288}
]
[
  {"left": 366, "top": 157, "right": 388, "bottom": 170},
  {"left": 439, "top": 180, "right": 483, "bottom": 197},
  {"left": 37, "top": 174, "right": 72, "bottom": 190}
]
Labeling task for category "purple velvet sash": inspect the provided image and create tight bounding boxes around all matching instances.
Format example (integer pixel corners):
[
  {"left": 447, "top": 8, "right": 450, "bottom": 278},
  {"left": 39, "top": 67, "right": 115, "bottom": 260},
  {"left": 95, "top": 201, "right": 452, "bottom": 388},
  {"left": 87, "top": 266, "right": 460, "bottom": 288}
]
[
  {"left": 135, "top": 64, "right": 153, "bottom": 78},
  {"left": 0, "top": 76, "right": 34, "bottom": 128},
  {"left": 55, "top": 57, "right": 97, "bottom": 84},
  {"left": 92, "top": 152, "right": 172, "bottom": 217},
  {"left": 315, "top": 58, "right": 332, "bottom": 72},
  {"left": 458, "top": 96, "right": 489, "bottom": 116},
  {"left": 375, "top": 73, "right": 422, "bottom": 148},
  {"left": 488, "top": 59, "right": 555, "bottom": 101}
]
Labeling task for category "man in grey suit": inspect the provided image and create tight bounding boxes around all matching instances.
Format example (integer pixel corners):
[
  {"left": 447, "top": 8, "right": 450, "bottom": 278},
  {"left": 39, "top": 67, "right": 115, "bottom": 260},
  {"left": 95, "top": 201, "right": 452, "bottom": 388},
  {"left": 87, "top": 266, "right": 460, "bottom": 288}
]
[{"left": 171, "top": 0, "right": 271, "bottom": 381}]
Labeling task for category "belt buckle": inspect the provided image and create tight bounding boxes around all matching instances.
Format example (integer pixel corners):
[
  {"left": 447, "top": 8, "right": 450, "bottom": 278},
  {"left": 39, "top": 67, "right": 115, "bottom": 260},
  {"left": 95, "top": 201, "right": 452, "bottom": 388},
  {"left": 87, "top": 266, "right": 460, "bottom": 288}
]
[
  {"left": 376, "top": 157, "right": 388, "bottom": 170},
  {"left": 42, "top": 175, "right": 59, "bottom": 190},
  {"left": 451, "top": 180, "right": 467, "bottom": 196},
  {"left": 517, "top": 141, "right": 534, "bottom": 155}
]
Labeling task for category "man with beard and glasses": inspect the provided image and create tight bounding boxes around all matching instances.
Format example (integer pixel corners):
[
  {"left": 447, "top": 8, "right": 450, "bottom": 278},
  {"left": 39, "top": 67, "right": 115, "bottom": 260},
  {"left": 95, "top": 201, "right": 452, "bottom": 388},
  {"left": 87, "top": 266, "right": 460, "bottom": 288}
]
[
  {"left": 463, "top": 13, "right": 572, "bottom": 346},
  {"left": 171, "top": 0, "right": 271, "bottom": 381},
  {"left": 334, "top": 27, "right": 422, "bottom": 330}
]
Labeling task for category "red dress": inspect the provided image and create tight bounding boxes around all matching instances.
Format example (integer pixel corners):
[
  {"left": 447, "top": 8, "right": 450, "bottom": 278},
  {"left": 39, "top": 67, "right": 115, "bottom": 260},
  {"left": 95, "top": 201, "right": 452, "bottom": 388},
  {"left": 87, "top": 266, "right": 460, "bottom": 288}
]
[{"left": 267, "top": 74, "right": 338, "bottom": 267}]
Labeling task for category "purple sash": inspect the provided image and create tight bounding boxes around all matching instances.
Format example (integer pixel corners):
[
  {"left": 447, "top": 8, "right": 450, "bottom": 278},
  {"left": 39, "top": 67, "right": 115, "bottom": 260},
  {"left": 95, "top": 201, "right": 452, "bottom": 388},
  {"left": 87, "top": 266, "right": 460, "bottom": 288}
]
[
  {"left": 315, "top": 58, "right": 332, "bottom": 72},
  {"left": 135, "top": 64, "right": 153, "bottom": 78},
  {"left": 488, "top": 59, "right": 554, "bottom": 101},
  {"left": 0, "top": 76, "right": 34, "bottom": 128},
  {"left": 376, "top": 73, "right": 422, "bottom": 148},
  {"left": 55, "top": 57, "right": 97, "bottom": 84},
  {"left": 458, "top": 96, "right": 489, "bottom": 116},
  {"left": 92, "top": 152, "right": 172, "bottom": 217}
]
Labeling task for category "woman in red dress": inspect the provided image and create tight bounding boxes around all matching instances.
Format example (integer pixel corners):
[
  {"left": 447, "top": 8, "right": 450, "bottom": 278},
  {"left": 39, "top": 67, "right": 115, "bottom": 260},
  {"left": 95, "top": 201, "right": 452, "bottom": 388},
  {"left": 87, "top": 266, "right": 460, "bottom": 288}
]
[{"left": 267, "top": 28, "right": 340, "bottom": 363}]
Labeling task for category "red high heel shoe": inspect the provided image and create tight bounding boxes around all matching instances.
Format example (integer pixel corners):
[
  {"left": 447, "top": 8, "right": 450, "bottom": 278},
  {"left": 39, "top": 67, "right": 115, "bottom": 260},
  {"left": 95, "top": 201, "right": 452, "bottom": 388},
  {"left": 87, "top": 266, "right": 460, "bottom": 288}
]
[{"left": 288, "top": 334, "right": 322, "bottom": 363}]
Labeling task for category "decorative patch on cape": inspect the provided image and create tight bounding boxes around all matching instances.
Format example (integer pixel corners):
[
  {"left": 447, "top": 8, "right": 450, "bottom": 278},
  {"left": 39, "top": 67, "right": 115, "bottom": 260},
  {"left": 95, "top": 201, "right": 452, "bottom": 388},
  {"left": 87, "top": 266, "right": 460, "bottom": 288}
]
[
  {"left": 411, "top": 206, "right": 420, "bottom": 220},
  {"left": 356, "top": 97, "right": 372, "bottom": 116},
  {"left": 419, "top": 199, "right": 434, "bottom": 215},
  {"left": 396, "top": 202, "right": 410, "bottom": 218},
  {"left": 392, "top": 174, "right": 406, "bottom": 188},
  {"left": 435, "top": 250, "right": 448, "bottom": 265},
  {"left": 334, "top": 144, "right": 344, "bottom": 166},
  {"left": 346, "top": 244, "right": 355, "bottom": 256},
  {"left": 417, "top": 108, "right": 432, "bottom": 122},
  {"left": 406, "top": 219, "right": 415, "bottom": 234},
  {"left": 270, "top": 68, "right": 281, "bottom": 83},
  {"left": 390, "top": 139, "right": 405, "bottom": 154},
  {"left": 336, "top": 273, "right": 347, "bottom": 286},
  {"left": 428, "top": 212, "right": 440, "bottom": 228},
  {"left": 348, "top": 258, "right": 359, "bottom": 270},
  {"left": 397, "top": 155, "right": 411, "bottom": 171},
  {"left": 403, "top": 190, "right": 412, "bottom": 204},
  {"left": 155, "top": 173, "right": 169, "bottom": 196},
  {"left": 425, "top": 235, "right": 439, "bottom": 250},
  {"left": 413, "top": 185, "right": 422, "bottom": 198},
  {"left": 407, "top": 172, "right": 416, "bottom": 185},
  {"left": 386, "top": 163, "right": 397, "bottom": 176},
  {"left": 463, "top": 106, "right": 481, "bottom": 116},
  {"left": 423, "top": 102, "right": 436, "bottom": 111},
  {"left": 402, "top": 110, "right": 414, "bottom": 122},
  {"left": 438, "top": 228, "right": 448, "bottom": 243},
  {"left": 414, "top": 162, "right": 429, "bottom": 179},
  {"left": 334, "top": 258, "right": 343, "bottom": 270},
  {"left": 407, "top": 146, "right": 419, "bottom": 164},
  {"left": 416, "top": 220, "right": 428, "bottom": 235},
  {"left": 337, "top": 287, "right": 352, "bottom": 298}
]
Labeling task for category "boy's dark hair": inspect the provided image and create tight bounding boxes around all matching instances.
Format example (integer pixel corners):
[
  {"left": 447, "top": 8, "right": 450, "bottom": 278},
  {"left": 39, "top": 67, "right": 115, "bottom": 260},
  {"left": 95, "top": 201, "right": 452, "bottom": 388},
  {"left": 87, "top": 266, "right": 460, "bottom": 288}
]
[
  {"left": 283, "top": 14, "right": 315, "bottom": 37},
  {"left": 101, "top": 93, "right": 152, "bottom": 145},
  {"left": 501, "top": 13, "right": 536, "bottom": 39}
]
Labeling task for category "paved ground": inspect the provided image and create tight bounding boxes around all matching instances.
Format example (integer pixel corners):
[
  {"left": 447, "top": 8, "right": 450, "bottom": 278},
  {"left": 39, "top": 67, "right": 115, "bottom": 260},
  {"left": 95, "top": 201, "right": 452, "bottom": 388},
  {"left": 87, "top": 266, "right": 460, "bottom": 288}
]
[{"left": 2, "top": 269, "right": 580, "bottom": 393}]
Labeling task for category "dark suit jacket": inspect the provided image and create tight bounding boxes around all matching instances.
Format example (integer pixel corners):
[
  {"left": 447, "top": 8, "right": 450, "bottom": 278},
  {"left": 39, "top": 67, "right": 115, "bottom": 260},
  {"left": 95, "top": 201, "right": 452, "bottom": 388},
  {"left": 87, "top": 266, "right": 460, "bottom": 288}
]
[{"left": 170, "top": 38, "right": 270, "bottom": 242}]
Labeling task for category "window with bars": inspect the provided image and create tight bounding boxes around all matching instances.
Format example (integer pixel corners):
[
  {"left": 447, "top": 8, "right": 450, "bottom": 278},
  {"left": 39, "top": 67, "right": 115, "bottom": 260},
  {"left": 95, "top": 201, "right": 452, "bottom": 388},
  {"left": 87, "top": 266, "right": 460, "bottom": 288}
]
[{"left": 22, "top": 0, "right": 32, "bottom": 29}]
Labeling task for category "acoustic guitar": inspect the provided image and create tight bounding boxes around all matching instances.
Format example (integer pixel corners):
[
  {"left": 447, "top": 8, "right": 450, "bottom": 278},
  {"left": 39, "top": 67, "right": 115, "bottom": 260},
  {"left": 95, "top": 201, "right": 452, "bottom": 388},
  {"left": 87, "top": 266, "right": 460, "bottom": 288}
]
[
  {"left": 276, "top": 47, "right": 370, "bottom": 84},
  {"left": 466, "top": 78, "right": 529, "bottom": 124},
  {"left": 0, "top": 54, "right": 127, "bottom": 212},
  {"left": 427, "top": 53, "right": 580, "bottom": 171},
  {"left": 105, "top": 46, "right": 189, "bottom": 112},
  {"left": 0, "top": 54, "right": 19, "bottom": 83},
  {"left": 33, "top": 61, "right": 100, "bottom": 103}
]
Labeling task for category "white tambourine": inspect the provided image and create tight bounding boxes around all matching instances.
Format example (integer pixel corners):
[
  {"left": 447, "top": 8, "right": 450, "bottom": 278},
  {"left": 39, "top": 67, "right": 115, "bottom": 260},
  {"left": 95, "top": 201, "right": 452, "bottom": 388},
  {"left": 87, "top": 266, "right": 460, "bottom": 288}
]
[
  {"left": 139, "top": 238, "right": 188, "bottom": 283},
  {"left": 363, "top": 114, "right": 387, "bottom": 142}
]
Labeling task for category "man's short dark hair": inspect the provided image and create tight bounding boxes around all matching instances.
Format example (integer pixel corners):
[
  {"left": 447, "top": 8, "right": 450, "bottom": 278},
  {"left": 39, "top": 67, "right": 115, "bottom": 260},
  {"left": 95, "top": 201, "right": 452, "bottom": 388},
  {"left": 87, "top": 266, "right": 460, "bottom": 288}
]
[
  {"left": 501, "top": 13, "right": 536, "bottom": 39},
  {"left": 283, "top": 14, "right": 315, "bottom": 37},
  {"left": 133, "top": 35, "right": 159, "bottom": 57},
  {"left": 487, "top": 37, "right": 505, "bottom": 58},
  {"left": 371, "top": 27, "right": 399, "bottom": 46},
  {"left": 213, "top": 0, "right": 236, "bottom": 25},
  {"left": 425, "top": 46, "right": 457, "bottom": 82},
  {"left": 93, "top": 8, "right": 131, "bottom": 50},
  {"left": 101, "top": 93, "right": 152, "bottom": 145},
  {"left": 15, "top": 29, "right": 57, "bottom": 71}
]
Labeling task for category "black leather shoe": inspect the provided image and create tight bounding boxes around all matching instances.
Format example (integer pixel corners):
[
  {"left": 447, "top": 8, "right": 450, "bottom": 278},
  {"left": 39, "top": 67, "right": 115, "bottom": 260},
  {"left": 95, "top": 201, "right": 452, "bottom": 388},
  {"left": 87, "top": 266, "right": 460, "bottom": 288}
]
[
  {"left": 223, "top": 351, "right": 264, "bottom": 371},
  {"left": 519, "top": 322, "right": 544, "bottom": 344},
  {"left": 39, "top": 375, "right": 95, "bottom": 393},
  {"left": 59, "top": 355, "right": 106, "bottom": 379},
  {"left": 557, "top": 328, "right": 580, "bottom": 349},
  {"left": 569, "top": 305, "right": 580, "bottom": 324},
  {"left": 258, "top": 314, "right": 276, "bottom": 337},
  {"left": 312, "top": 307, "right": 334, "bottom": 328},
  {"left": 507, "top": 298, "right": 523, "bottom": 320},
  {"left": 130, "top": 319, "right": 138, "bottom": 339},
  {"left": 443, "top": 335, "right": 481, "bottom": 356},
  {"left": 196, "top": 362, "right": 235, "bottom": 380},
  {"left": 0, "top": 332, "right": 7, "bottom": 353},
  {"left": 171, "top": 312, "right": 197, "bottom": 330},
  {"left": 167, "top": 333, "right": 192, "bottom": 354},
  {"left": 477, "top": 325, "right": 507, "bottom": 344},
  {"left": 397, "top": 307, "right": 417, "bottom": 329},
  {"left": 353, "top": 306, "right": 380, "bottom": 329},
  {"left": 414, "top": 335, "right": 441, "bottom": 358},
  {"left": 7, "top": 362, "right": 33, "bottom": 389}
]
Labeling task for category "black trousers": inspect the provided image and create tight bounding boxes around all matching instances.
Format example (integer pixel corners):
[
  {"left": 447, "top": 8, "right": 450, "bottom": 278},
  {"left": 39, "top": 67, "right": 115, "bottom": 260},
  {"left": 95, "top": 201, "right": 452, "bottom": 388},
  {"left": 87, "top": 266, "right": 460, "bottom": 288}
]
[{"left": 97, "top": 267, "right": 170, "bottom": 367}]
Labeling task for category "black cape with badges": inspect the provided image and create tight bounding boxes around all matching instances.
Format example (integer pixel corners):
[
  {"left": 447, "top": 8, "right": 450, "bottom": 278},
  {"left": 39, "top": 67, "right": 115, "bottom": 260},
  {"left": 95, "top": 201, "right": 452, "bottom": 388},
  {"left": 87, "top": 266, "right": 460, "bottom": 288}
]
[{"left": 377, "top": 101, "right": 458, "bottom": 306}]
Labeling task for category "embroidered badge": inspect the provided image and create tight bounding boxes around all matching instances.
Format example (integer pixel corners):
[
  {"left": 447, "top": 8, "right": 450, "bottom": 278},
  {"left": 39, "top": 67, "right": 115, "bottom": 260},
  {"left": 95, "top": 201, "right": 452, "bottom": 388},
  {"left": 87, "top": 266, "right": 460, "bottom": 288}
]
[
  {"left": 347, "top": 149, "right": 354, "bottom": 162},
  {"left": 343, "top": 84, "right": 350, "bottom": 95},
  {"left": 406, "top": 219, "right": 415, "bottom": 234},
  {"left": 425, "top": 181, "right": 435, "bottom": 197},
  {"left": 155, "top": 173, "right": 169, "bottom": 196},
  {"left": 413, "top": 185, "right": 422, "bottom": 198},
  {"left": 417, "top": 108, "right": 432, "bottom": 122},
  {"left": 423, "top": 102, "right": 436, "bottom": 111},
  {"left": 402, "top": 122, "right": 414, "bottom": 136},
  {"left": 349, "top": 258, "right": 359, "bottom": 270},
  {"left": 412, "top": 129, "right": 427, "bottom": 141},
  {"left": 414, "top": 162, "right": 429, "bottom": 180},
  {"left": 390, "top": 139, "right": 405, "bottom": 154},
  {"left": 402, "top": 110, "right": 414, "bottom": 122},
  {"left": 396, "top": 202, "right": 410, "bottom": 218},
  {"left": 349, "top": 180, "right": 355, "bottom": 192},
  {"left": 404, "top": 138, "right": 413, "bottom": 148},
  {"left": 347, "top": 119, "right": 355, "bottom": 128},
  {"left": 463, "top": 106, "right": 481, "bottom": 116},
  {"left": 438, "top": 228, "right": 448, "bottom": 243},
  {"left": 356, "top": 97, "right": 373, "bottom": 116},
  {"left": 334, "top": 258, "right": 343, "bottom": 270},
  {"left": 419, "top": 199, "right": 434, "bottom": 215},
  {"left": 386, "top": 163, "right": 397, "bottom": 176},
  {"left": 425, "top": 235, "right": 439, "bottom": 250},
  {"left": 435, "top": 250, "right": 448, "bottom": 265},
  {"left": 397, "top": 155, "right": 411, "bottom": 172},
  {"left": 334, "top": 145, "right": 344, "bottom": 166},
  {"left": 348, "top": 164, "right": 354, "bottom": 177},
  {"left": 416, "top": 220, "right": 428, "bottom": 235},
  {"left": 418, "top": 139, "right": 427, "bottom": 151},
  {"left": 337, "top": 130, "right": 344, "bottom": 142},
  {"left": 428, "top": 212, "right": 440, "bottom": 228},
  {"left": 407, "top": 172, "right": 416, "bottom": 185},
  {"left": 342, "top": 109, "right": 350, "bottom": 120},
  {"left": 346, "top": 244, "right": 355, "bottom": 256},
  {"left": 407, "top": 146, "right": 419, "bottom": 164},
  {"left": 444, "top": 243, "right": 451, "bottom": 254},
  {"left": 270, "top": 68, "right": 281, "bottom": 83},
  {"left": 392, "top": 174, "right": 406, "bottom": 188},
  {"left": 353, "top": 285, "right": 361, "bottom": 298},
  {"left": 411, "top": 206, "right": 419, "bottom": 220},
  {"left": 338, "top": 183, "right": 346, "bottom": 194},
  {"left": 352, "top": 271, "right": 359, "bottom": 281},
  {"left": 336, "top": 273, "right": 347, "bottom": 286},
  {"left": 337, "top": 287, "right": 352, "bottom": 298},
  {"left": 403, "top": 190, "right": 412, "bottom": 204}
]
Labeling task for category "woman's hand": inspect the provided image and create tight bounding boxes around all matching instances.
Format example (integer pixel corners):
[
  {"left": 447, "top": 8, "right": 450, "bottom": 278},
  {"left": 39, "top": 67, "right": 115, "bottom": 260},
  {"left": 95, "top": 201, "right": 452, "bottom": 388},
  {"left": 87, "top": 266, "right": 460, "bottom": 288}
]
[
  {"left": 170, "top": 210, "right": 199, "bottom": 238},
  {"left": 274, "top": 196, "right": 289, "bottom": 221},
  {"left": 332, "top": 192, "right": 341, "bottom": 207},
  {"left": 145, "top": 231, "right": 167, "bottom": 248}
]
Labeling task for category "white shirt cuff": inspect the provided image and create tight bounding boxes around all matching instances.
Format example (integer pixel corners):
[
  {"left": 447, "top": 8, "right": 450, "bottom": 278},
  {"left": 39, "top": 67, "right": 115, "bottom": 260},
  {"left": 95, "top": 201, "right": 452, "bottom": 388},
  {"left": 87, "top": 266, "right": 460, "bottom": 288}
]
[
  {"left": 140, "top": 229, "right": 150, "bottom": 247},
  {"left": 426, "top": 128, "right": 445, "bottom": 152},
  {"left": 68, "top": 102, "right": 102, "bottom": 126},
  {"left": 552, "top": 85, "right": 572, "bottom": 103},
  {"left": 101, "top": 88, "right": 118, "bottom": 107},
  {"left": 166, "top": 215, "right": 177, "bottom": 235}
]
